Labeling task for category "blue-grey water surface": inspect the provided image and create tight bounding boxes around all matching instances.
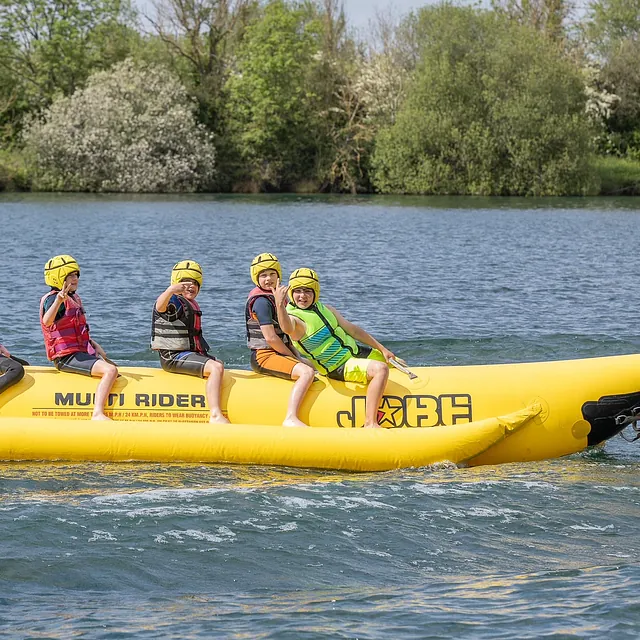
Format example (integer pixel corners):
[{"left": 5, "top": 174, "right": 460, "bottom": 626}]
[{"left": 1, "top": 194, "right": 639, "bottom": 638}]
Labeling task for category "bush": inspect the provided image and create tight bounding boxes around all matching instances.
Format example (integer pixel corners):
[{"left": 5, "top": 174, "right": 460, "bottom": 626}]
[
  {"left": 594, "top": 155, "right": 640, "bottom": 195},
  {"left": 23, "top": 59, "right": 216, "bottom": 192},
  {"left": 598, "top": 39, "right": 640, "bottom": 158},
  {"left": 0, "top": 149, "right": 31, "bottom": 191},
  {"left": 371, "top": 5, "right": 598, "bottom": 196}
]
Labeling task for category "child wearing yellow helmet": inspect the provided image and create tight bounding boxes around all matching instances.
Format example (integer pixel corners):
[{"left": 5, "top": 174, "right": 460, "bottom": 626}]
[
  {"left": 151, "top": 260, "right": 229, "bottom": 424},
  {"left": 274, "top": 268, "right": 405, "bottom": 429},
  {"left": 0, "top": 342, "right": 27, "bottom": 395},
  {"left": 246, "top": 253, "right": 315, "bottom": 427},
  {"left": 40, "top": 255, "right": 118, "bottom": 420}
]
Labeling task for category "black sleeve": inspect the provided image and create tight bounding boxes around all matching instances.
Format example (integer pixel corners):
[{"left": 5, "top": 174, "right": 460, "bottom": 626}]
[
  {"left": 252, "top": 297, "right": 275, "bottom": 326},
  {"left": 42, "top": 294, "right": 66, "bottom": 322}
]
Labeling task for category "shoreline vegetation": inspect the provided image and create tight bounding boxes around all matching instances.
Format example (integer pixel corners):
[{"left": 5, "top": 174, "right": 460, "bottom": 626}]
[
  {"left": 1, "top": 0, "right": 640, "bottom": 197},
  {"left": 3, "top": 156, "right": 639, "bottom": 196}
]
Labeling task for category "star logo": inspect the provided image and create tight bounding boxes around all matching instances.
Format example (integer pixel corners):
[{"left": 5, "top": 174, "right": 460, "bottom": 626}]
[{"left": 377, "top": 396, "right": 404, "bottom": 427}]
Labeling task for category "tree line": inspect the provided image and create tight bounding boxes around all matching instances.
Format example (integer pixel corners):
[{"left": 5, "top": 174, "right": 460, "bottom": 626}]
[{"left": 0, "top": 0, "right": 639, "bottom": 195}]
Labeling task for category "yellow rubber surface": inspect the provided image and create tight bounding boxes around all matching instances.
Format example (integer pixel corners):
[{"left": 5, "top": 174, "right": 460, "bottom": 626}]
[
  {"left": 0, "top": 406, "right": 539, "bottom": 471},
  {"left": 1, "top": 353, "right": 639, "bottom": 466}
]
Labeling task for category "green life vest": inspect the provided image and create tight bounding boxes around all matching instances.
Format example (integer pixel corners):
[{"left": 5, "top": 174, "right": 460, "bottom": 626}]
[{"left": 287, "top": 301, "right": 358, "bottom": 374}]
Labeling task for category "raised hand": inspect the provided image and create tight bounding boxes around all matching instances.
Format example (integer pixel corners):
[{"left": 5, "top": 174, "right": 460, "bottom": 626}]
[
  {"left": 168, "top": 282, "right": 192, "bottom": 295},
  {"left": 58, "top": 279, "right": 74, "bottom": 301},
  {"left": 272, "top": 278, "right": 290, "bottom": 308}
]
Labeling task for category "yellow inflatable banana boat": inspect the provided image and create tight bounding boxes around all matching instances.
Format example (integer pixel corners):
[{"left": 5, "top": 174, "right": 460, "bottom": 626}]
[
  {"left": 0, "top": 354, "right": 639, "bottom": 468},
  {"left": 0, "top": 407, "right": 538, "bottom": 471}
]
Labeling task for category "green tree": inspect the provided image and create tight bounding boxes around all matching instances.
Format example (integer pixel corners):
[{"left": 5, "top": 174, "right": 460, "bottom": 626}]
[
  {"left": 0, "top": 0, "right": 138, "bottom": 111},
  {"left": 146, "top": 0, "right": 257, "bottom": 186},
  {"left": 584, "top": 0, "right": 640, "bottom": 158},
  {"left": 492, "top": 0, "right": 571, "bottom": 42},
  {"left": 585, "top": 0, "right": 640, "bottom": 53},
  {"left": 306, "top": 0, "right": 374, "bottom": 192},
  {"left": 600, "top": 39, "right": 640, "bottom": 158},
  {"left": 371, "top": 4, "right": 596, "bottom": 196},
  {"left": 225, "top": 0, "right": 322, "bottom": 190},
  {"left": 0, "top": 39, "right": 27, "bottom": 144}
]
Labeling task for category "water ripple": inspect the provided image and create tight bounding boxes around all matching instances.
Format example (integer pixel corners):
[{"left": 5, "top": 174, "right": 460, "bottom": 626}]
[{"left": 2, "top": 195, "right": 640, "bottom": 636}]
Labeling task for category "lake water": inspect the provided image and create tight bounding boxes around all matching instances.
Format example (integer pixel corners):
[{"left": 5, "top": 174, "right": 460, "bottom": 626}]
[{"left": 1, "top": 194, "right": 639, "bottom": 638}]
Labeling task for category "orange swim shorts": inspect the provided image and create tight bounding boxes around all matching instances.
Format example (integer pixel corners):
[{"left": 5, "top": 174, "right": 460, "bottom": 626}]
[{"left": 250, "top": 349, "right": 299, "bottom": 380}]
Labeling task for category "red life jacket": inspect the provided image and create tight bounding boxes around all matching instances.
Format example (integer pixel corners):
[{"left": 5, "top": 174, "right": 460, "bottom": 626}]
[
  {"left": 40, "top": 291, "right": 91, "bottom": 361},
  {"left": 187, "top": 297, "right": 206, "bottom": 354},
  {"left": 247, "top": 286, "right": 273, "bottom": 312}
]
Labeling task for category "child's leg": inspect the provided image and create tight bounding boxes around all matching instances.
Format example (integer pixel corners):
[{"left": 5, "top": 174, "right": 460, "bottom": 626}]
[
  {"left": 0, "top": 357, "right": 25, "bottom": 394},
  {"left": 55, "top": 353, "right": 118, "bottom": 420},
  {"left": 284, "top": 362, "right": 315, "bottom": 427},
  {"left": 203, "top": 359, "right": 229, "bottom": 424},
  {"left": 364, "top": 360, "right": 389, "bottom": 428},
  {"left": 159, "top": 352, "right": 229, "bottom": 424},
  {"left": 89, "top": 359, "right": 119, "bottom": 420},
  {"left": 251, "top": 350, "right": 314, "bottom": 426},
  {"left": 338, "top": 356, "right": 389, "bottom": 428}
]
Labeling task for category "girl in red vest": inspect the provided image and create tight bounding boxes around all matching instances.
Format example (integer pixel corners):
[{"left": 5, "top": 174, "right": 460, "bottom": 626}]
[{"left": 40, "top": 255, "right": 118, "bottom": 420}]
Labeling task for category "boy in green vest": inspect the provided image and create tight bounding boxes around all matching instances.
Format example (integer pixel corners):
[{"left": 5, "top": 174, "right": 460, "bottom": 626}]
[{"left": 274, "top": 268, "right": 403, "bottom": 428}]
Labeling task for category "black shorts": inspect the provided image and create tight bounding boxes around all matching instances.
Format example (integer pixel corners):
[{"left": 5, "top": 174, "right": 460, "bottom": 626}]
[
  {"left": 159, "top": 351, "right": 217, "bottom": 379},
  {"left": 54, "top": 352, "right": 100, "bottom": 376},
  {"left": 0, "top": 356, "right": 25, "bottom": 393}
]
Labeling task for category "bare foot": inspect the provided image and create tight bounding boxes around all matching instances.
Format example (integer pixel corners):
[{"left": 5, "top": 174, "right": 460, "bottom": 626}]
[
  {"left": 209, "top": 412, "right": 230, "bottom": 424},
  {"left": 282, "top": 417, "right": 308, "bottom": 428},
  {"left": 92, "top": 413, "right": 112, "bottom": 421},
  {"left": 363, "top": 422, "right": 381, "bottom": 429}
]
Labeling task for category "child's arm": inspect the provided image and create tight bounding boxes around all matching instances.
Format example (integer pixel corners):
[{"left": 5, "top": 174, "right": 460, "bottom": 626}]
[
  {"left": 252, "top": 296, "right": 298, "bottom": 357},
  {"left": 90, "top": 339, "right": 108, "bottom": 360},
  {"left": 155, "top": 283, "right": 190, "bottom": 314},
  {"left": 0, "top": 344, "right": 10, "bottom": 358},
  {"left": 328, "top": 305, "right": 401, "bottom": 364},
  {"left": 259, "top": 324, "right": 298, "bottom": 357},
  {"left": 42, "top": 280, "right": 74, "bottom": 327},
  {"left": 273, "top": 281, "right": 306, "bottom": 342}
]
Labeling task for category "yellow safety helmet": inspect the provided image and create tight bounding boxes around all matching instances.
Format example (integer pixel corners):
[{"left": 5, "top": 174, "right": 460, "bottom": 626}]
[
  {"left": 250, "top": 253, "right": 282, "bottom": 285},
  {"left": 171, "top": 260, "right": 203, "bottom": 288},
  {"left": 44, "top": 255, "right": 80, "bottom": 290},
  {"left": 288, "top": 268, "right": 320, "bottom": 304}
]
